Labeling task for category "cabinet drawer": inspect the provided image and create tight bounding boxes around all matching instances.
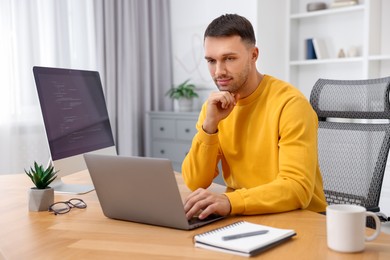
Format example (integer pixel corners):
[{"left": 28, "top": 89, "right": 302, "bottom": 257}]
[
  {"left": 151, "top": 119, "right": 175, "bottom": 139},
  {"left": 152, "top": 141, "right": 191, "bottom": 162},
  {"left": 176, "top": 120, "right": 196, "bottom": 140}
]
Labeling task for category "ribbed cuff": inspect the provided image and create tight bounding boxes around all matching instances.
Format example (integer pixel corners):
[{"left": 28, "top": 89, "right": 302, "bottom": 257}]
[
  {"left": 197, "top": 126, "right": 219, "bottom": 145},
  {"left": 224, "top": 190, "right": 245, "bottom": 215}
]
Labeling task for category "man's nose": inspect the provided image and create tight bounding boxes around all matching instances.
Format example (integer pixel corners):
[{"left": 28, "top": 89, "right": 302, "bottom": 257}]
[{"left": 214, "top": 62, "right": 226, "bottom": 77}]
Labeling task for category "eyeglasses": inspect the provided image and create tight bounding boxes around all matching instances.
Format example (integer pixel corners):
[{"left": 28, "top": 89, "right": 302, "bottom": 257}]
[{"left": 48, "top": 198, "right": 87, "bottom": 215}]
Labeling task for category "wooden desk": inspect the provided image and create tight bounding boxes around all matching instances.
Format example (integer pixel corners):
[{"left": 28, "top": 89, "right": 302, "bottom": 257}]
[{"left": 0, "top": 171, "right": 389, "bottom": 259}]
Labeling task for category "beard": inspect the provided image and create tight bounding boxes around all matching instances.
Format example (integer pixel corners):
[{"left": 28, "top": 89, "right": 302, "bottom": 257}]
[{"left": 213, "top": 62, "right": 251, "bottom": 94}]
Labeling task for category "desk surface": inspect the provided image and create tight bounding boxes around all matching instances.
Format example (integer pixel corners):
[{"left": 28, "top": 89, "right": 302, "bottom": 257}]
[{"left": 0, "top": 171, "right": 389, "bottom": 260}]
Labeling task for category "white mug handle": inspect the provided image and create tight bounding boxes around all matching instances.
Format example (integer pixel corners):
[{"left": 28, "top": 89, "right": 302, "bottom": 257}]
[{"left": 365, "top": 212, "right": 381, "bottom": 241}]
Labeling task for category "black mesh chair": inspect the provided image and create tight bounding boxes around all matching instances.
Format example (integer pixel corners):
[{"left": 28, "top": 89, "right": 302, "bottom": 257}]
[{"left": 310, "top": 77, "right": 390, "bottom": 228}]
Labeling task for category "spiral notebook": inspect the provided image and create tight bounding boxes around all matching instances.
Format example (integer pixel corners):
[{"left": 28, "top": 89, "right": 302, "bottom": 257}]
[{"left": 194, "top": 221, "right": 296, "bottom": 257}]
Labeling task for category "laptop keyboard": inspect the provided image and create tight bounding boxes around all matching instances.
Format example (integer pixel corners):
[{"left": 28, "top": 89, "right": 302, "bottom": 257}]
[{"left": 188, "top": 213, "right": 221, "bottom": 225}]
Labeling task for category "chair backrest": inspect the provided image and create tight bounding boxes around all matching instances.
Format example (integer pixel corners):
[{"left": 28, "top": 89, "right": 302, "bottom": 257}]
[{"left": 310, "top": 77, "right": 390, "bottom": 211}]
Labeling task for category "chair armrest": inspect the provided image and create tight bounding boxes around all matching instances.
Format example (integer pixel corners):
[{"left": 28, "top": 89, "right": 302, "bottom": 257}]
[
  {"left": 366, "top": 206, "right": 389, "bottom": 222},
  {"left": 366, "top": 206, "right": 380, "bottom": 212},
  {"left": 376, "top": 212, "right": 390, "bottom": 222}
]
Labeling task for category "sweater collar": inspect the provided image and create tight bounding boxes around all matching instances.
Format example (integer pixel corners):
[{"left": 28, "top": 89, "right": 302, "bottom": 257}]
[{"left": 236, "top": 74, "right": 269, "bottom": 106}]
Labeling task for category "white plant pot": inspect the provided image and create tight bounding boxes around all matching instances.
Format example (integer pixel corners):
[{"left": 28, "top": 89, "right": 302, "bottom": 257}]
[
  {"left": 178, "top": 98, "right": 193, "bottom": 112},
  {"left": 28, "top": 187, "right": 54, "bottom": 211}
]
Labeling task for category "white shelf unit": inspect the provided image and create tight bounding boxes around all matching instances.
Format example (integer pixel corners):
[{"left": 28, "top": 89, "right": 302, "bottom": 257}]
[{"left": 286, "top": 0, "right": 390, "bottom": 98}]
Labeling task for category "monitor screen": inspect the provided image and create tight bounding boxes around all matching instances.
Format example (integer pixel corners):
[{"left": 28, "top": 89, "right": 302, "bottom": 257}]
[{"left": 33, "top": 66, "right": 116, "bottom": 194}]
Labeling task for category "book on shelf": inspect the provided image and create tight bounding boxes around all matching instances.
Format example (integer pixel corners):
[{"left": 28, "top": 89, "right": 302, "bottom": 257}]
[
  {"left": 330, "top": 0, "right": 358, "bottom": 9},
  {"left": 193, "top": 221, "right": 296, "bottom": 257},
  {"left": 312, "top": 38, "right": 329, "bottom": 60},
  {"left": 306, "top": 38, "right": 317, "bottom": 60}
]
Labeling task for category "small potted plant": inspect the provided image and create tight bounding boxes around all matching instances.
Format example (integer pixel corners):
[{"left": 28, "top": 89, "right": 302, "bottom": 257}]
[
  {"left": 25, "top": 161, "right": 58, "bottom": 211},
  {"left": 166, "top": 79, "right": 199, "bottom": 112}
]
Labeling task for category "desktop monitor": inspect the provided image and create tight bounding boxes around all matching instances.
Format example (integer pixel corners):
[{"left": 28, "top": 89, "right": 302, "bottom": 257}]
[{"left": 33, "top": 66, "right": 116, "bottom": 194}]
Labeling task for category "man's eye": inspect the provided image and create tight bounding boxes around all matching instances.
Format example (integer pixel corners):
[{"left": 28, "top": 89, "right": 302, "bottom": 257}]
[
  {"left": 226, "top": 57, "right": 235, "bottom": 61},
  {"left": 207, "top": 60, "right": 216, "bottom": 64}
]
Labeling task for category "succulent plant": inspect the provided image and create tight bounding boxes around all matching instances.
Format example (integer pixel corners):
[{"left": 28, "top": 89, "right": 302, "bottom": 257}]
[{"left": 25, "top": 162, "right": 58, "bottom": 189}]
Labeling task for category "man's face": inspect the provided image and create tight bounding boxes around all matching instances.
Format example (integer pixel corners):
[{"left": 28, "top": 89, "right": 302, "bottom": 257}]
[{"left": 204, "top": 35, "right": 255, "bottom": 94}]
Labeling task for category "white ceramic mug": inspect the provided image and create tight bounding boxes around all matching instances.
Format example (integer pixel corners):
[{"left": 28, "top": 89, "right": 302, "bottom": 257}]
[{"left": 326, "top": 204, "right": 381, "bottom": 253}]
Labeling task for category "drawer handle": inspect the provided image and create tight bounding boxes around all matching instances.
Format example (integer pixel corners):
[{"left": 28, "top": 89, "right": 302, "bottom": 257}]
[
  {"left": 160, "top": 149, "right": 165, "bottom": 154},
  {"left": 185, "top": 128, "right": 190, "bottom": 133},
  {"left": 160, "top": 127, "right": 165, "bottom": 132}
]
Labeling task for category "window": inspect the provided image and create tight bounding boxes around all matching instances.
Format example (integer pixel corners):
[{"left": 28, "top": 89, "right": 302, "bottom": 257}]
[{"left": 0, "top": 0, "right": 97, "bottom": 174}]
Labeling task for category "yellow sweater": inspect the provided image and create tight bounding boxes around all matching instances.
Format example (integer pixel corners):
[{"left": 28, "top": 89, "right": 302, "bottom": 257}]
[{"left": 182, "top": 75, "right": 327, "bottom": 215}]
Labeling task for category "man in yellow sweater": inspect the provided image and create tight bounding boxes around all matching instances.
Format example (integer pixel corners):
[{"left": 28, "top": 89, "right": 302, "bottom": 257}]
[{"left": 182, "top": 14, "right": 327, "bottom": 220}]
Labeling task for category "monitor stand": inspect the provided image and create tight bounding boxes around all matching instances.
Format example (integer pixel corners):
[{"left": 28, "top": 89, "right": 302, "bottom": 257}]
[
  {"left": 51, "top": 179, "right": 94, "bottom": 195},
  {"left": 48, "top": 146, "right": 116, "bottom": 194}
]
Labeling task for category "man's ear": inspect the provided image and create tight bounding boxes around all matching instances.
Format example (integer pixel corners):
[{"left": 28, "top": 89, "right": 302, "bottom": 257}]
[{"left": 252, "top": 47, "right": 259, "bottom": 61}]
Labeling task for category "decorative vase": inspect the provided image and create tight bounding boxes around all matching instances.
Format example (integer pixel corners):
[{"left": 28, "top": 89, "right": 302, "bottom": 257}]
[
  {"left": 178, "top": 98, "right": 193, "bottom": 112},
  {"left": 28, "top": 187, "right": 54, "bottom": 211}
]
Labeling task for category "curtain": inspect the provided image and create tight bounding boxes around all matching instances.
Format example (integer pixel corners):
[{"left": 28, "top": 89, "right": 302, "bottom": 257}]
[
  {"left": 93, "top": 0, "right": 173, "bottom": 156},
  {"left": 0, "top": 0, "right": 97, "bottom": 174}
]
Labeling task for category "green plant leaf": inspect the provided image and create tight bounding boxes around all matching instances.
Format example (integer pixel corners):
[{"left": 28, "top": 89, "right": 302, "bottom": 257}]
[
  {"left": 165, "top": 79, "right": 199, "bottom": 100},
  {"left": 24, "top": 161, "right": 58, "bottom": 189}
]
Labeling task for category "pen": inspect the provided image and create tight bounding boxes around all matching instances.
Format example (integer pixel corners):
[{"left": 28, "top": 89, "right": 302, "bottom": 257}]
[{"left": 222, "top": 230, "right": 269, "bottom": 241}]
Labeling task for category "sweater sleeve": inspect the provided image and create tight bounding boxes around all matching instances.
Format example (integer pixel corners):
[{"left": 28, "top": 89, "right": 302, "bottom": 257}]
[
  {"left": 181, "top": 104, "right": 221, "bottom": 190},
  {"left": 225, "top": 97, "right": 321, "bottom": 215}
]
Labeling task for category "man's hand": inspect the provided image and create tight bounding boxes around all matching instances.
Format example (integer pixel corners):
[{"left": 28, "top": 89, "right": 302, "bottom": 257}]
[
  {"left": 202, "top": 91, "right": 240, "bottom": 134},
  {"left": 184, "top": 188, "right": 231, "bottom": 220}
]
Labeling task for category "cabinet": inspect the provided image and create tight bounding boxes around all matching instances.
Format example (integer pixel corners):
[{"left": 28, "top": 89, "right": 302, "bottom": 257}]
[
  {"left": 146, "top": 111, "right": 198, "bottom": 172},
  {"left": 287, "top": 0, "right": 390, "bottom": 98}
]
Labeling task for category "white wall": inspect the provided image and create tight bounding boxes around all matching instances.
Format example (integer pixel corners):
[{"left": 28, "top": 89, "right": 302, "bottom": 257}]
[{"left": 256, "top": 0, "right": 287, "bottom": 81}]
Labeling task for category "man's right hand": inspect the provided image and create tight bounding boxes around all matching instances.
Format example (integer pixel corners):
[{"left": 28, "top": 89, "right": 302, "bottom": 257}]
[{"left": 202, "top": 91, "right": 240, "bottom": 134}]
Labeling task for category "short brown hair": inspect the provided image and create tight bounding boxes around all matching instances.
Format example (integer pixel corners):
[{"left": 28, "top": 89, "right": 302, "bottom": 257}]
[{"left": 204, "top": 14, "right": 256, "bottom": 45}]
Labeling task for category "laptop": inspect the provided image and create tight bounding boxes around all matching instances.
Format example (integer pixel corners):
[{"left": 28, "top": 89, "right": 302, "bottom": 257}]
[{"left": 83, "top": 154, "right": 224, "bottom": 230}]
